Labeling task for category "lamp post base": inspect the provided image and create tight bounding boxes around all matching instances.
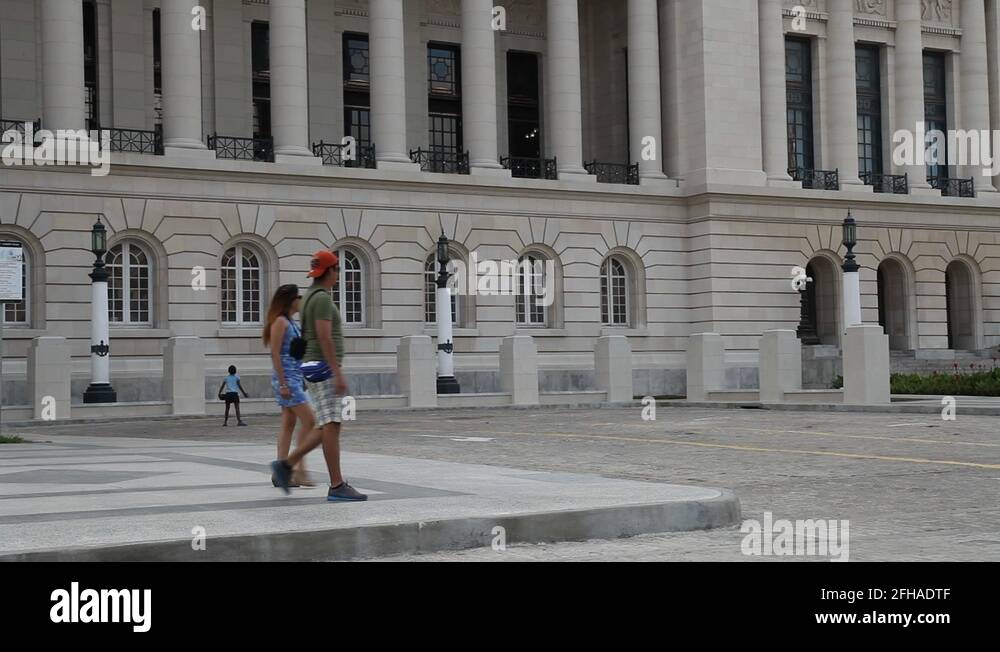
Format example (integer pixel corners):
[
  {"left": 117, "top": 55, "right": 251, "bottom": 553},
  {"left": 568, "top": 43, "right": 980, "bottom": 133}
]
[
  {"left": 83, "top": 383, "right": 117, "bottom": 404},
  {"left": 436, "top": 376, "right": 460, "bottom": 395}
]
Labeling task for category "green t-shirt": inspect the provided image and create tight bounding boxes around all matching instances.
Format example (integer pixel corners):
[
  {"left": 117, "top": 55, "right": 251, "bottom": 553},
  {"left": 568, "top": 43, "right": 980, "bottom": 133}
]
[{"left": 302, "top": 286, "right": 345, "bottom": 364}]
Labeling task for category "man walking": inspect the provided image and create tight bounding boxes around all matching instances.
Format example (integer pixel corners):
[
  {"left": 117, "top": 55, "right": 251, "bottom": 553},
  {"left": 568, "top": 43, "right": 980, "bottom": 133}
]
[{"left": 271, "top": 250, "right": 367, "bottom": 502}]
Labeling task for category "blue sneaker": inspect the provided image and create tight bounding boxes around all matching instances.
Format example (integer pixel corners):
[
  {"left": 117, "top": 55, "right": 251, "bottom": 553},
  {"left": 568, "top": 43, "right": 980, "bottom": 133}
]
[
  {"left": 271, "top": 460, "right": 293, "bottom": 494},
  {"left": 327, "top": 482, "right": 367, "bottom": 502}
]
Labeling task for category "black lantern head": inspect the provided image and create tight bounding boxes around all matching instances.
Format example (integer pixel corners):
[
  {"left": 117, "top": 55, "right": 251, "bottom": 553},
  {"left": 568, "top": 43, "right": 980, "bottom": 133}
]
[
  {"left": 437, "top": 233, "right": 449, "bottom": 265},
  {"left": 91, "top": 217, "right": 107, "bottom": 257},
  {"left": 842, "top": 211, "right": 857, "bottom": 250}
]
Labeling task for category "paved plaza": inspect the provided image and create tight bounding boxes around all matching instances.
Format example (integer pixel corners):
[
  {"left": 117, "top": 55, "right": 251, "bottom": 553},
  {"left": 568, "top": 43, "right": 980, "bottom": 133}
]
[{"left": 1, "top": 402, "right": 999, "bottom": 561}]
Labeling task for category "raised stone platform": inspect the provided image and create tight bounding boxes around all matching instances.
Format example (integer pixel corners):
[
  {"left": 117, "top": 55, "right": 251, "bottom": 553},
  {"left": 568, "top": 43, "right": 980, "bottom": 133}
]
[{"left": 0, "top": 435, "right": 739, "bottom": 561}]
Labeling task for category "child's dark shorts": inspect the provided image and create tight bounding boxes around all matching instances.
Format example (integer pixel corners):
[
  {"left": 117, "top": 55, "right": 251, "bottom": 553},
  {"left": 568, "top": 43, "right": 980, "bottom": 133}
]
[{"left": 224, "top": 392, "right": 240, "bottom": 404}]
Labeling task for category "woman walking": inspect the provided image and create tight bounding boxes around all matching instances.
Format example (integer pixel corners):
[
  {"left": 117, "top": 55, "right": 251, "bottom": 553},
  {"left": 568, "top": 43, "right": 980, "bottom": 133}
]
[{"left": 263, "top": 284, "right": 316, "bottom": 488}]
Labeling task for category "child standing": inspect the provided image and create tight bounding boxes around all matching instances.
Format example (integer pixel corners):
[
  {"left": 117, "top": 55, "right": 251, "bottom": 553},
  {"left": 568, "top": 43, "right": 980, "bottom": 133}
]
[{"left": 219, "top": 365, "right": 249, "bottom": 426}]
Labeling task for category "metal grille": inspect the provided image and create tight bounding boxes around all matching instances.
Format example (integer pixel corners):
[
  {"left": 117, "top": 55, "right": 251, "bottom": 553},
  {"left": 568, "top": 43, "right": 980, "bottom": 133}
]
[
  {"left": 929, "top": 176, "right": 975, "bottom": 198},
  {"left": 105, "top": 126, "right": 163, "bottom": 154},
  {"left": 312, "top": 141, "right": 376, "bottom": 168},
  {"left": 208, "top": 134, "right": 274, "bottom": 162},
  {"left": 584, "top": 161, "right": 639, "bottom": 185},
  {"left": 410, "top": 148, "right": 470, "bottom": 174},
  {"left": 789, "top": 167, "right": 840, "bottom": 190},
  {"left": 500, "top": 156, "right": 557, "bottom": 180},
  {"left": 861, "top": 172, "right": 908, "bottom": 195}
]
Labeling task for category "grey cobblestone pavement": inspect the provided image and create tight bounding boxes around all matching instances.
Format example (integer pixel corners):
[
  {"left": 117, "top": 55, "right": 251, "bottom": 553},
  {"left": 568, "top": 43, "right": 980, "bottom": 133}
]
[{"left": 10, "top": 404, "right": 1000, "bottom": 561}]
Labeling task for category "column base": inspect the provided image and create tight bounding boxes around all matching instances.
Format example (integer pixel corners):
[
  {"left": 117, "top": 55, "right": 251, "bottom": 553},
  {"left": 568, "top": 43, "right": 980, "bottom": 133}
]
[
  {"left": 274, "top": 153, "right": 323, "bottom": 166},
  {"left": 436, "top": 375, "right": 461, "bottom": 394},
  {"left": 839, "top": 180, "right": 873, "bottom": 193},
  {"left": 908, "top": 186, "right": 942, "bottom": 197},
  {"left": 767, "top": 177, "right": 802, "bottom": 189},
  {"left": 82, "top": 383, "right": 117, "bottom": 404},
  {"left": 376, "top": 159, "right": 422, "bottom": 172},
  {"left": 469, "top": 165, "right": 512, "bottom": 178},
  {"left": 638, "top": 175, "right": 679, "bottom": 189},
  {"left": 557, "top": 168, "right": 597, "bottom": 182},
  {"left": 164, "top": 146, "right": 217, "bottom": 160}
]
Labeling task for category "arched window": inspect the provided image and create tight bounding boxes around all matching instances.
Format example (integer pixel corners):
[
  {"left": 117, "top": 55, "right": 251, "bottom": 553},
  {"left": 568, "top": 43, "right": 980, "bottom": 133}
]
[
  {"left": 221, "top": 244, "right": 262, "bottom": 325},
  {"left": 425, "top": 254, "right": 458, "bottom": 324},
  {"left": 107, "top": 241, "right": 152, "bottom": 325},
  {"left": 334, "top": 248, "right": 364, "bottom": 326},
  {"left": 0, "top": 241, "right": 29, "bottom": 326},
  {"left": 600, "top": 256, "right": 629, "bottom": 326},
  {"left": 515, "top": 253, "right": 548, "bottom": 326}
]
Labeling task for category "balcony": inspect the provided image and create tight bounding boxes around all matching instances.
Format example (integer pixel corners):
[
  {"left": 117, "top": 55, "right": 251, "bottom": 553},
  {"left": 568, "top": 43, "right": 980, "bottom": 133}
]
[
  {"left": 207, "top": 134, "right": 274, "bottom": 162},
  {"left": 790, "top": 167, "right": 840, "bottom": 190},
  {"left": 861, "top": 172, "right": 907, "bottom": 195},
  {"left": 409, "top": 148, "right": 469, "bottom": 174},
  {"left": 584, "top": 160, "right": 639, "bottom": 185},
  {"left": 929, "top": 176, "right": 975, "bottom": 198},
  {"left": 0, "top": 118, "right": 40, "bottom": 139},
  {"left": 102, "top": 125, "right": 163, "bottom": 155},
  {"left": 500, "top": 156, "right": 557, "bottom": 180},
  {"left": 312, "top": 141, "right": 376, "bottom": 169}
]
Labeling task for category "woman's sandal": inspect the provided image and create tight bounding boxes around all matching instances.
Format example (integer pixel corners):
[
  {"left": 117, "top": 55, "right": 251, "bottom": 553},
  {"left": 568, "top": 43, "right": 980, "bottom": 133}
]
[{"left": 292, "top": 469, "right": 315, "bottom": 488}]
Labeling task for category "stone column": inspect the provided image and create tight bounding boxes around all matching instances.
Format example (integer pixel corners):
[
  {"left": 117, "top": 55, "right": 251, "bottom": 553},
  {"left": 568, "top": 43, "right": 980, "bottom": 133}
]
[
  {"left": 27, "top": 337, "right": 71, "bottom": 421},
  {"left": 500, "top": 336, "right": 539, "bottom": 405},
  {"left": 758, "top": 0, "right": 796, "bottom": 185},
  {"left": 595, "top": 335, "right": 633, "bottom": 402},
  {"left": 270, "top": 0, "right": 319, "bottom": 164},
  {"left": 627, "top": 0, "right": 669, "bottom": 182},
  {"left": 162, "top": 0, "right": 212, "bottom": 155},
  {"left": 827, "top": 0, "right": 867, "bottom": 188},
  {"left": 895, "top": 0, "right": 933, "bottom": 190},
  {"left": 758, "top": 330, "right": 802, "bottom": 402},
  {"left": 41, "top": 0, "right": 85, "bottom": 130},
  {"left": 961, "top": 0, "right": 997, "bottom": 191},
  {"left": 370, "top": 0, "right": 418, "bottom": 169},
  {"left": 398, "top": 335, "right": 437, "bottom": 407},
  {"left": 843, "top": 324, "right": 890, "bottom": 405},
  {"left": 686, "top": 333, "right": 725, "bottom": 401},
  {"left": 462, "top": 0, "right": 507, "bottom": 174},
  {"left": 163, "top": 337, "right": 206, "bottom": 415},
  {"left": 547, "top": 0, "right": 593, "bottom": 180}
]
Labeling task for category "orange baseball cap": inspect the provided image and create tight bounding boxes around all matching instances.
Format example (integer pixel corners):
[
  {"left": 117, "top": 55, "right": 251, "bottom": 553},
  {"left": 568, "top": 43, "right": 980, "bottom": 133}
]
[{"left": 307, "top": 250, "right": 339, "bottom": 277}]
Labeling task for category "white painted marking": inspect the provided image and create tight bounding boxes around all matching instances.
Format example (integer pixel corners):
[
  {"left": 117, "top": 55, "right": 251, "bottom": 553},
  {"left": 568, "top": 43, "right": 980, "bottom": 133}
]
[{"left": 416, "top": 435, "right": 494, "bottom": 443}]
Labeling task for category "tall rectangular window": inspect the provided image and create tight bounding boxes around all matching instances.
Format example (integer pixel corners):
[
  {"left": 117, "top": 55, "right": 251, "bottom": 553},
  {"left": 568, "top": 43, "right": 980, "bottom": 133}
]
[
  {"left": 923, "top": 52, "right": 948, "bottom": 181},
  {"left": 153, "top": 8, "right": 162, "bottom": 127},
  {"left": 343, "top": 33, "right": 371, "bottom": 151},
  {"left": 856, "top": 45, "right": 882, "bottom": 179},
  {"left": 251, "top": 22, "right": 270, "bottom": 139},
  {"left": 506, "top": 51, "right": 540, "bottom": 159},
  {"left": 428, "top": 43, "right": 462, "bottom": 158},
  {"left": 785, "top": 38, "right": 814, "bottom": 173},
  {"left": 83, "top": 0, "right": 99, "bottom": 131}
]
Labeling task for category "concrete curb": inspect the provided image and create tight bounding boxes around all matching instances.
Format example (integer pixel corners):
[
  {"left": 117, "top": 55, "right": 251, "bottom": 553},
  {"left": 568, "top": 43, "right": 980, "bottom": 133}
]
[{"left": 0, "top": 490, "right": 740, "bottom": 562}]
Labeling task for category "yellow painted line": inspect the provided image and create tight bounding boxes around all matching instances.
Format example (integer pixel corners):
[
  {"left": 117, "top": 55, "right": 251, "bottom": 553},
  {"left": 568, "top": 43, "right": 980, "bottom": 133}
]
[
  {"left": 391, "top": 426, "right": 1000, "bottom": 471},
  {"left": 698, "top": 426, "right": 1000, "bottom": 449}
]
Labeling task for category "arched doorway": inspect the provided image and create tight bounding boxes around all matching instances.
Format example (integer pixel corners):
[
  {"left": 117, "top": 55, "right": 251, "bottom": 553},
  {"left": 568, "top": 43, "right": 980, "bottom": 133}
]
[
  {"left": 945, "top": 260, "right": 976, "bottom": 350},
  {"left": 877, "top": 258, "right": 911, "bottom": 351},
  {"left": 805, "top": 257, "right": 840, "bottom": 345}
]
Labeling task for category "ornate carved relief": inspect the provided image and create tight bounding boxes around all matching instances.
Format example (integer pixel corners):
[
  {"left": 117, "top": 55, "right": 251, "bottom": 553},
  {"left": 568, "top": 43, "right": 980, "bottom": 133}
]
[
  {"left": 922, "top": 0, "right": 953, "bottom": 22},
  {"left": 855, "top": 0, "right": 886, "bottom": 16}
]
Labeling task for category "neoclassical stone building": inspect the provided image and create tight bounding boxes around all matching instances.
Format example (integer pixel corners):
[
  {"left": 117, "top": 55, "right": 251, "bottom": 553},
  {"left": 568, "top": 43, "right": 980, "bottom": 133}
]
[{"left": 1, "top": 0, "right": 999, "bottom": 406}]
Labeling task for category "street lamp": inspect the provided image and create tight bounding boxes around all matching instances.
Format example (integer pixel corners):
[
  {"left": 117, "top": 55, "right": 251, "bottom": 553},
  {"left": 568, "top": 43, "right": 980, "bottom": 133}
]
[
  {"left": 82, "top": 217, "right": 116, "bottom": 403},
  {"left": 435, "top": 234, "right": 460, "bottom": 394},
  {"left": 841, "top": 211, "right": 862, "bottom": 329}
]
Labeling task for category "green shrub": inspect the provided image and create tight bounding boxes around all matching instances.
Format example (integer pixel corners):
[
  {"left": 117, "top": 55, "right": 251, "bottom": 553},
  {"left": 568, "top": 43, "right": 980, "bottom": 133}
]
[{"left": 889, "top": 365, "right": 1000, "bottom": 396}]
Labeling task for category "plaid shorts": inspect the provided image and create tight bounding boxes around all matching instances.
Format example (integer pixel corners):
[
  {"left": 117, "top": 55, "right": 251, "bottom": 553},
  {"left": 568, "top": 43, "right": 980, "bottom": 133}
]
[{"left": 306, "top": 377, "right": 342, "bottom": 426}]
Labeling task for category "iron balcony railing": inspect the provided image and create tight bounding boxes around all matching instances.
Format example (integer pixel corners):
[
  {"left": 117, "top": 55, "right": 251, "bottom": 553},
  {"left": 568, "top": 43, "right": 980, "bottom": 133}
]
[
  {"left": 207, "top": 134, "right": 274, "bottom": 162},
  {"left": 0, "top": 118, "right": 41, "bottom": 139},
  {"left": 102, "top": 125, "right": 163, "bottom": 155},
  {"left": 789, "top": 167, "right": 840, "bottom": 190},
  {"left": 312, "top": 141, "right": 376, "bottom": 168},
  {"left": 584, "top": 160, "right": 639, "bottom": 185},
  {"left": 929, "top": 176, "right": 975, "bottom": 198},
  {"left": 500, "top": 156, "right": 557, "bottom": 180},
  {"left": 409, "top": 148, "right": 470, "bottom": 174},
  {"left": 861, "top": 171, "right": 907, "bottom": 195}
]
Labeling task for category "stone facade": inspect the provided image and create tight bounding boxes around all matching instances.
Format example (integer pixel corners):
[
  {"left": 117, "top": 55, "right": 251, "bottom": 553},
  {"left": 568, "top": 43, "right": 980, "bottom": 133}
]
[{"left": 1, "top": 0, "right": 999, "bottom": 405}]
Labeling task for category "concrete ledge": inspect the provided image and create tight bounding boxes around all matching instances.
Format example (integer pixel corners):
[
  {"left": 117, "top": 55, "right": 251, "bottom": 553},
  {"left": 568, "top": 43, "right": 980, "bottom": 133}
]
[{"left": 0, "top": 493, "right": 740, "bottom": 562}]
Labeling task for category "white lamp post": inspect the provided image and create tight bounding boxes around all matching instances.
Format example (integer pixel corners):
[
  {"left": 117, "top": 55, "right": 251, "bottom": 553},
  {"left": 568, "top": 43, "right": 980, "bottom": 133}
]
[
  {"left": 83, "top": 217, "right": 117, "bottom": 403},
  {"left": 841, "top": 211, "right": 862, "bottom": 330},
  {"left": 435, "top": 234, "right": 460, "bottom": 394}
]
